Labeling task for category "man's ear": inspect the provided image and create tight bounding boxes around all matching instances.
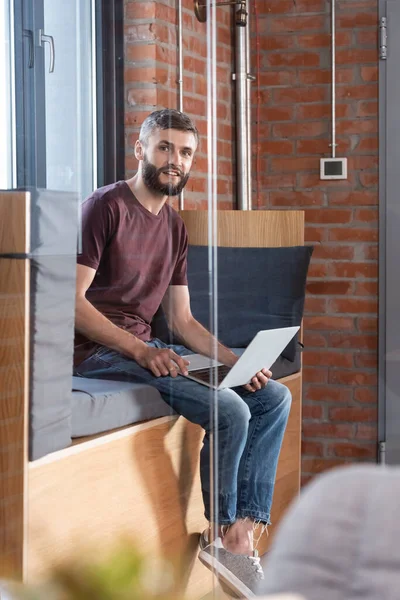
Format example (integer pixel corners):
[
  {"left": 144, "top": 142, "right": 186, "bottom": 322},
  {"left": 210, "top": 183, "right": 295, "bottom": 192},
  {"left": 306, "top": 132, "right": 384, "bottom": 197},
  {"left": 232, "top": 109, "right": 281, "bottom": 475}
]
[{"left": 135, "top": 139, "right": 145, "bottom": 161}]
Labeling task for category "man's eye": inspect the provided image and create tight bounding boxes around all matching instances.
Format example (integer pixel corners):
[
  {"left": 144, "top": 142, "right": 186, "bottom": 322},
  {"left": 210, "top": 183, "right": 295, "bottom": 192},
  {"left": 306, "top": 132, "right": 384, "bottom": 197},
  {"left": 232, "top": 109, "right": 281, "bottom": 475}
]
[{"left": 160, "top": 146, "right": 169, "bottom": 151}]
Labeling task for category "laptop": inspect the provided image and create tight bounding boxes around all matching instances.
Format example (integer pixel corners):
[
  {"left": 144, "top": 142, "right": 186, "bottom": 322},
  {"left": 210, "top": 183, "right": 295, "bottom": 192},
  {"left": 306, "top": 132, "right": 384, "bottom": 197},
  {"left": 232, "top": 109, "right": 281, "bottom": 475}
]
[{"left": 181, "top": 326, "right": 300, "bottom": 390}]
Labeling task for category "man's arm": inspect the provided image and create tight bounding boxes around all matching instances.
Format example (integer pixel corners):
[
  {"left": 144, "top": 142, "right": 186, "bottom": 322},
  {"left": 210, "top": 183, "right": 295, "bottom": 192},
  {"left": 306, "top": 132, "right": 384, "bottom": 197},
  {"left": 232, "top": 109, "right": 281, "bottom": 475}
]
[
  {"left": 75, "top": 264, "right": 189, "bottom": 377},
  {"left": 162, "top": 286, "right": 271, "bottom": 391}
]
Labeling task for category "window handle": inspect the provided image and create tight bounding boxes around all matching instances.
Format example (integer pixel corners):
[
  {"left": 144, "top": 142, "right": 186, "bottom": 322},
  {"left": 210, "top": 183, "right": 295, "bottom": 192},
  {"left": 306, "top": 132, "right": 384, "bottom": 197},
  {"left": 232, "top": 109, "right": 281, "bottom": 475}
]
[
  {"left": 23, "top": 29, "right": 34, "bottom": 68},
  {"left": 37, "top": 29, "right": 55, "bottom": 73}
]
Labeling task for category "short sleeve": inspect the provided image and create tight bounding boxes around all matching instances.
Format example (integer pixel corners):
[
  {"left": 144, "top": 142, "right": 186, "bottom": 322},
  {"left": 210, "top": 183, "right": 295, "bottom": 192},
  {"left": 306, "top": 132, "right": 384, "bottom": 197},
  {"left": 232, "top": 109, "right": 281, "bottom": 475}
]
[
  {"left": 170, "top": 225, "right": 188, "bottom": 286},
  {"left": 77, "top": 194, "right": 115, "bottom": 271}
]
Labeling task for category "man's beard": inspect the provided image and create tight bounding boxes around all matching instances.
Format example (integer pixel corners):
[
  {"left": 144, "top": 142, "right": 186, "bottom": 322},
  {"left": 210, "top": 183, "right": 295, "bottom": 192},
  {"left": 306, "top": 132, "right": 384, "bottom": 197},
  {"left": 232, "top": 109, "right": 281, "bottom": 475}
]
[{"left": 142, "top": 156, "right": 190, "bottom": 196}]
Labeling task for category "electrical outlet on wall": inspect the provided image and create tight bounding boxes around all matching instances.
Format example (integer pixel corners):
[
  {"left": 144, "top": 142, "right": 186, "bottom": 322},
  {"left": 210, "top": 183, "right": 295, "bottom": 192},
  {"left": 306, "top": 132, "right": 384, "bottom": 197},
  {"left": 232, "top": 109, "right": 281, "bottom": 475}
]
[{"left": 320, "top": 157, "right": 348, "bottom": 180}]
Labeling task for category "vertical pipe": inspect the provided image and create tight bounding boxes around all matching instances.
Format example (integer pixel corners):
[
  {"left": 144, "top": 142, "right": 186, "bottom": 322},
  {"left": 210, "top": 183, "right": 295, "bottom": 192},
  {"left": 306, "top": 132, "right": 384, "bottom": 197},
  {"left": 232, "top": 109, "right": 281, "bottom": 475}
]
[
  {"left": 177, "top": 0, "right": 184, "bottom": 209},
  {"left": 245, "top": 3, "right": 252, "bottom": 209},
  {"left": 235, "top": 18, "right": 250, "bottom": 210},
  {"left": 331, "top": 0, "right": 336, "bottom": 158}
]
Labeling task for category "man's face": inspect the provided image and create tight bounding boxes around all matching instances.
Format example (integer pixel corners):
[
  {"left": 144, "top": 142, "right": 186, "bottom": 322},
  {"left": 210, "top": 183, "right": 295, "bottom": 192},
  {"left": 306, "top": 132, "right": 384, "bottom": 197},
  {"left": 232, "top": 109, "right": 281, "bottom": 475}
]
[{"left": 139, "top": 128, "right": 197, "bottom": 196}]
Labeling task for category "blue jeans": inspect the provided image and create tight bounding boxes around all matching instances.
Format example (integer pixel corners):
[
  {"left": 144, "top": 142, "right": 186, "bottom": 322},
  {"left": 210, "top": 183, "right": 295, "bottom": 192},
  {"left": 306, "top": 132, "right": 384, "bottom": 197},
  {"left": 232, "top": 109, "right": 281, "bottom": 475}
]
[{"left": 74, "top": 339, "right": 292, "bottom": 525}]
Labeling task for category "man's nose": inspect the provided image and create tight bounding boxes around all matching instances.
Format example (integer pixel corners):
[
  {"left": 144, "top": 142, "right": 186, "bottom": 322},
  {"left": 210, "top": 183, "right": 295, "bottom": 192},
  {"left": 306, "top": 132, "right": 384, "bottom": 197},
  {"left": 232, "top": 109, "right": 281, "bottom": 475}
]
[{"left": 171, "top": 149, "right": 182, "bottom": 167}]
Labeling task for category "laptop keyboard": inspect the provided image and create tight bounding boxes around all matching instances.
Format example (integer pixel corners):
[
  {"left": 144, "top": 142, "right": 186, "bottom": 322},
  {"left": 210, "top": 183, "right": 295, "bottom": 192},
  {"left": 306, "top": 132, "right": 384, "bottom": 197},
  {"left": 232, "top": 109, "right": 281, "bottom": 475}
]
[{"left": 190, "top": 364, "right": 231, "bottom": 386}]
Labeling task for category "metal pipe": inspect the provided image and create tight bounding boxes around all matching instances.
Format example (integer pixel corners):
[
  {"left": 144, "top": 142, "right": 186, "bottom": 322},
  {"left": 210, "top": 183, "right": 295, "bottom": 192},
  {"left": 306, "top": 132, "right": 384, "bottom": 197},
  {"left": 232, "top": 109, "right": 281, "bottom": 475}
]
[
  {"left": 245, "top": 3, "right": 252, "bottom": 209},
  {"left": 177, "top": 0, "right": 184, "bottom": 209},
  {"left": 235, "top": 15, "right": 250, "bottom": 210},
  {"left": 331, "top": 0, "right": 336, "bottom": 158}
]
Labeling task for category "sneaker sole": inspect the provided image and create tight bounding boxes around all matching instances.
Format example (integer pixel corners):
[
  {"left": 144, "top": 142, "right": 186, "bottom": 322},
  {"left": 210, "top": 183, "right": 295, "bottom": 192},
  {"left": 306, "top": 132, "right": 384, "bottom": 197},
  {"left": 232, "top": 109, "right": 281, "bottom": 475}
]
[{"left": 198, "top": 550, "right": 256, "bottom": 599}]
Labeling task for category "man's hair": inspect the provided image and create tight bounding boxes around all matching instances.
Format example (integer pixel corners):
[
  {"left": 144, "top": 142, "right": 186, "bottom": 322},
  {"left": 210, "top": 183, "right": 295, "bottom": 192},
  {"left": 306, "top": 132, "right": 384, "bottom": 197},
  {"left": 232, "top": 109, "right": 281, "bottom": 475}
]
[{"left": 139, "top": 109, "right": 199, "bottom": 147}]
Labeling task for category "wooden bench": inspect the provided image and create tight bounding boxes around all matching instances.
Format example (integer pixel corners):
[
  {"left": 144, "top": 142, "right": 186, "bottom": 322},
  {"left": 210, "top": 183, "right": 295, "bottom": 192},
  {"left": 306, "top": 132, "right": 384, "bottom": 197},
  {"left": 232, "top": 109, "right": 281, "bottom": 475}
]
[{"left": 0, "top": 197, "right": 304, "bottom": 598}]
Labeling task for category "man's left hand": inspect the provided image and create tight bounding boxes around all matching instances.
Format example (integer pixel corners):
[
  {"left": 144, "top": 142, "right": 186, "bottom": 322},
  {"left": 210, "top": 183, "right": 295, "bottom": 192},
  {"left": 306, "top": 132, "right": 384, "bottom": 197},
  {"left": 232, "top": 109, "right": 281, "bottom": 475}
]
[{"left": 244, "top": 368, "right": 272, "bottom": 393}]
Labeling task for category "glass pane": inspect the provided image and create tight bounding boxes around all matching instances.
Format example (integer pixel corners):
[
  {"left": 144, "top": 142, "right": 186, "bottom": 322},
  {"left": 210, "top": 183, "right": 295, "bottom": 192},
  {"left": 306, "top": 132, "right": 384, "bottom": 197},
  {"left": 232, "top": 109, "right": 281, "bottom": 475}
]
[
  {"left": 0, "top": 0, "right": 14, "bottom": 188},
  {"left": 42, "top": 0, "right": 95, "bottom": 197}
]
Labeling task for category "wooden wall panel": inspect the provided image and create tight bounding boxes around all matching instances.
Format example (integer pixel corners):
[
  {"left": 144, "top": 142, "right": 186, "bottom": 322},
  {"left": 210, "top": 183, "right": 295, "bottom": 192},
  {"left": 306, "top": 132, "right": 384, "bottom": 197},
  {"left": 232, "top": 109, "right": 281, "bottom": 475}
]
[{"left": 0, "top": 192, "right": 30, "bottom": 579}]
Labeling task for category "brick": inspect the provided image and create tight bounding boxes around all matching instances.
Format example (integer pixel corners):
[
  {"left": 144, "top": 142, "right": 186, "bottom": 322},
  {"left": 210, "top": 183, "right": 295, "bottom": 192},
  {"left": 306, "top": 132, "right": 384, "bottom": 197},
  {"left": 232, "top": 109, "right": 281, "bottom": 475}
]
[
  {"left": 356, "top": 30, "right": 378, "bottom": 46},
  {"left": 357, "top": 317, "right": 378, "bottom": 332},
  {"left": 125, "top": 44, "right": 156, "bottom": 63},
  {"left": 297, "top": 103, "right": 351, "bottom": 120},
  {"left": 308, "top": 263, "right": 328, "bottom": 278},
  {"left": 328, "top": 442, "right": 376, "bottom": 459},
  {"left": 273, "top": 122, "right": 328, "bottom": 138},
  {"left": 258, "top": 71, "right": 297, "bottom": 86},
  {"left": 259, "top": 35, "right": 295, "bottom": 51},
  {"left": 302, "top": 441, "right": 324, "bottom": 457},
  {"left": 303, "top": 367, "right": 328, "bottom": 384},
  {"left": 336, "top": 119, "right": 377, "bottom": 134},
  {"left": 328, "top": 333, "right": 377, "bottom": 351},
  {"left": 355, "top": 424, "right": 377, "bottom": 441},
  {"left": 329, "top": 407, "right": 377, "bottom": 423},
  {"left": 337, "top": 84, "right": 377, "bottom": 101},
  {"left": 355, "top": 281, "right": 378, "bottom": 296},
  {"left": 127, "top": 88, "right": 157, "bottom": 107},
  {"left": 296, "top": 139, "right": 335, "bottom": 155},
  {"left": 304, "top": 350, "right": 354, "bottom": 368},
  {"left": 303, "top": 332, "right": 327, "bottom": 347},
  {"left": 312, "top": 245, "right": 354, "bottom": 260},
  {"left": 304, "top": 296, "right": 327, "bottom": 313},
  {"left": 328, "top": 370, "right": 377, "bottom": 386},
  {"left": 356, "top": 137, "right": 378, "bottom": 153},
  {"left": 305, "top": 227, "right": 326, "bottom": 243},
  {"left": 329, "top": 190, "right": 377, "bottom": 206},
  {"left": 258, "top": 0, "right": 324, "bottom": 14},
  {"left": 328, "top": 228, "right": 378, "bottom": 243},
  {"left": 302, "top": 422, "right": 354, "bottom": 439},
  {"left": 270, "top": 191, "right": 323, "bottom": 207},
  {"left": 125, "top": 111, "right": 149, "bottom": 127},
  {"left": 305, "top": 209, "right": 352, "bottom": 224},
  {"left": 297, "top": 32, "right": 352, "bottom": 48},
  {"left": 124, "top": 24, "right": 156, "bottom": 43},
  {"left": 330, "top": 298, "right": 377, "bottom": 314},
  {"left": 273, "top": 87, "right": 326, "bottom": 104},
  {"left": 355, "top": 387, "right": 377, "bottom": 405},
  {"left": 307, "top": 281, "right": 352, "bottom": 295},
  {"left": 258, "top": 173, "right": 296, "bottom": 188},
  {"left": 306, "top": 385, "right": 353, "bottom": 404},
  {"left": 267, "top": 52, "right": 320, "bottom": 68},
  {"left": 338, "top": 12, "right": 377, "bottom": 28},
  {"left": 303, "top": 405, "right": 324, "bottom": 419},
  {"left": 271, "top": 157, "right": 319, "bottom": 172},
  {"left": 336, "top": 49, "right": 377, "bottom": 66},
  {"left": 330, "top": 262, "right": 377, "bottom": 278},
  {"left": 356, "top": 101, "right": 378, "bottom": 118},
  {"left": 262, "top": 140, "right": 294, "bottom": 155},
  {"left": 304, "top": 316, "right": 355, "bottom": 331},
  {"left": 354, "top": 353, "right": 378, "bottom": 369},
  {"left": 125, "top": 66, "right": 171, "bottom": 85},
  {"left": 268, "top": 15, "right": 325, "bottom": 33},
  {"left": 359, "top": 172, "right": 378, "bottom": 188},
  {"left": 353, "top": 207, "right": 378, "bottom": 223},
  {"left": 302, "top": 458, "right": 350, "bottom": 475},
  {"left": 361, "top": 66, "right": 378, "bottom": 82},
  {"left": 362, "top": 245, "right": 378, "bottom": 261},
  {"left": 298, "top": 69, "right": 354, "bottom": 85},
  {"left": 299, "top": 173, "right": 355, "bottom": 189}
]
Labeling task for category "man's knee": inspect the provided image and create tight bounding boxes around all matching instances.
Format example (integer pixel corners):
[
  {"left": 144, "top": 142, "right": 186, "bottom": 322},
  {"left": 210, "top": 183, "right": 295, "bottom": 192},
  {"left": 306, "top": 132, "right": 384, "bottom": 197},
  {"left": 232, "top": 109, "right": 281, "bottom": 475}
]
[{"left": 218, "top": 390, "right": 251, "bottom": 432}]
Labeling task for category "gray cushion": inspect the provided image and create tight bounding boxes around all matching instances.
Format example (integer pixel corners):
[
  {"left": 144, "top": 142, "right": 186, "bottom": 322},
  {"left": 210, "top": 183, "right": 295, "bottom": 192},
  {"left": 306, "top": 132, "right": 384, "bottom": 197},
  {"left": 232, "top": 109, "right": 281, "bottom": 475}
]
[
  {"left": 71, "top": 376, "right": 174, "bottom": 437},
  {"left": 259, "top": 465, "right": 400, "bottom": 600}
]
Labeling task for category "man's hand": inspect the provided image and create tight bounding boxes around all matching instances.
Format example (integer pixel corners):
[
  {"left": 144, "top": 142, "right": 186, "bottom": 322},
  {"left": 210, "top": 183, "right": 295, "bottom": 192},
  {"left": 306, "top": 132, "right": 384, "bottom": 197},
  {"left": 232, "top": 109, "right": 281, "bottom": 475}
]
[
  {"left": 244, "top": 368, "right": 272, "bottom": 393},
  {"left": 134, "top": 346, "right": 190, "bottom": 378}
]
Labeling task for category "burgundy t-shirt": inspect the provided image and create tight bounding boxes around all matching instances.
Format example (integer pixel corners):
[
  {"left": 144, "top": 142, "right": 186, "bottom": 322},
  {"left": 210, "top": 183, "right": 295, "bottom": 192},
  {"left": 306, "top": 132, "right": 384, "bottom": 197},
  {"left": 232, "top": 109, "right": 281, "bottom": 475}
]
[{"left": 74, "top": 181, "right": 188, "bottom": 366}]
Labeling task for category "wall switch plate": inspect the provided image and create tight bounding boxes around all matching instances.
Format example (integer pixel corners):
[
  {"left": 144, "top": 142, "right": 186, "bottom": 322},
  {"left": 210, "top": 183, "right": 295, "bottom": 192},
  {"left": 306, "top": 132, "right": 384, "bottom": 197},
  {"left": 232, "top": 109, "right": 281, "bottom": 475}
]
[{"left": 320, "top": 157, "right": 347, "bottom": 180}]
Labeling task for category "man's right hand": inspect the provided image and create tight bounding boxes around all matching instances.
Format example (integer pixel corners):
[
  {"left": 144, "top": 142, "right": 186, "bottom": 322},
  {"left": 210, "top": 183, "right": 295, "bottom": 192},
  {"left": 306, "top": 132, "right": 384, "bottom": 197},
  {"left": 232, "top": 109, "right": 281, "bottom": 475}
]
[{"left": 134, "top": 345, "right": 190, "bottom": 378}]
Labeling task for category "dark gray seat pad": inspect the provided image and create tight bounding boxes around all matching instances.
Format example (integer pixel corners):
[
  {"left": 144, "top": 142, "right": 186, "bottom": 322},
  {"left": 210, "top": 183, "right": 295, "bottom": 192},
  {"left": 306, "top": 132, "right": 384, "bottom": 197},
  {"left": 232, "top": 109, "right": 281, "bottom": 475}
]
[
  {"left": 71, "top": 348, "right": 300, "bottom": 438},
  {"left": 71, "top": 377, "right": 174, "bottom": 437}
]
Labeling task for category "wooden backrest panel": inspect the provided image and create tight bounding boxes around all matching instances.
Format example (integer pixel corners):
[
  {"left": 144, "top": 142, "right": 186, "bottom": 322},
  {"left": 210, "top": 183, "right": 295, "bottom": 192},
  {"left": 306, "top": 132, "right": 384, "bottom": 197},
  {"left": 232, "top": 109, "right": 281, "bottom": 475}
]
[
  {"left": 0, "top": 191, "right": 30, "bottom": 254},
  {"left": 180, "top": 210, "right": 304, "bottom": 248},
  {"left": 0, "top": 191, "right": 30, "bottom": 578}
]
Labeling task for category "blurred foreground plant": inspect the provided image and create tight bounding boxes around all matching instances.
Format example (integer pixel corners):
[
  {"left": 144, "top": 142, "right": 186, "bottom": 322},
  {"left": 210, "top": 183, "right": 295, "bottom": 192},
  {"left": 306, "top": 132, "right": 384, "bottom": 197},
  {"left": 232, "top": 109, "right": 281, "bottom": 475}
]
[{"left": 10, "top": 541, "right": 181, "bottom": 600}]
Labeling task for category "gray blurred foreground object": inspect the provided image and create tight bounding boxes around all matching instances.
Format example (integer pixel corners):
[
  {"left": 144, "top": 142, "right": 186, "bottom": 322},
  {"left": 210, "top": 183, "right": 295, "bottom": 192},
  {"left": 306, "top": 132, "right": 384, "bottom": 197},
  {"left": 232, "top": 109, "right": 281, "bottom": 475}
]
[{"left": 259, "top": 465, "right": 400, "bottom": 600}]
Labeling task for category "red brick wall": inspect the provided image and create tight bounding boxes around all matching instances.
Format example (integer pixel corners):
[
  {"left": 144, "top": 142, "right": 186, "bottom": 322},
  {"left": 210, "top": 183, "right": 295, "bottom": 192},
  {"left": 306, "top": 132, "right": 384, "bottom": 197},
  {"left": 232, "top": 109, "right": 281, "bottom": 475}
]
[
  {"left": 124, "top": 0, "right": 235, "bottom": 209},
  {"left": 124, "top": 0, "right": 379, "bottom": 481},
  {"left": 251, "top": 0, "right": 379, "bottom": 481}
]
